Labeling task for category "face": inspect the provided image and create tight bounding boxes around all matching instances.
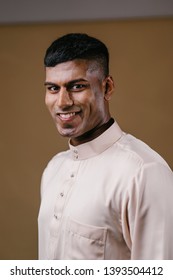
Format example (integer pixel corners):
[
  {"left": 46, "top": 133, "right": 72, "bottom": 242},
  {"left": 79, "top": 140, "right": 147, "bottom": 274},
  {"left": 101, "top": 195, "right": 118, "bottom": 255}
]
[{"left": 45, "top": 59, "right": 114, "bottom": 143}]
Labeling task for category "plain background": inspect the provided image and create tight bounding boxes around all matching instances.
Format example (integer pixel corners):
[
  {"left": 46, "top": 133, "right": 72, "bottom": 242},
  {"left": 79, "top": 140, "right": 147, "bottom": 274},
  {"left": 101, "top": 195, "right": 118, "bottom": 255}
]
[{"left": 0, "top": 17, "right": 173, "bottom": 259}]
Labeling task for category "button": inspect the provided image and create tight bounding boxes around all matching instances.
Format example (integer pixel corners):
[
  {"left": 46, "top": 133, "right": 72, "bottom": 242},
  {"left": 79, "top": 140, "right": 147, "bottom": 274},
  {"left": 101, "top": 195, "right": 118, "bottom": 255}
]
[
  {"left": 74, "top": 149, "right": 78, "bottom": 154},
  {"left": 57, "top": 213, "right": 61, "bottom": 219},
  {"left": 60, "top": 192, "right": 64, "bottom": 197},
  {"left": 73, "top": 154, "right": 78, "bottom": 159},
  {"left": 54, "top": 213, "right": 61, "bottom": 220}
]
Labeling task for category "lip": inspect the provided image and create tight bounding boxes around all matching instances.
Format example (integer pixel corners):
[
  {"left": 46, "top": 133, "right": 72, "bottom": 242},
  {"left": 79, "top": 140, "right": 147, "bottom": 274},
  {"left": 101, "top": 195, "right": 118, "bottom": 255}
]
[{"left": 56, "top": 111, "right": 81, "bottom": 122}]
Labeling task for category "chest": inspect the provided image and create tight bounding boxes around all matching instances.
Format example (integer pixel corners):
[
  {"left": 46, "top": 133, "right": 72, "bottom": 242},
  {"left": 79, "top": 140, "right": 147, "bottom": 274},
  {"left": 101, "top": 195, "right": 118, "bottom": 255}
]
[{"left": 42, "top": 154, "right": 128, "bottom": 229}]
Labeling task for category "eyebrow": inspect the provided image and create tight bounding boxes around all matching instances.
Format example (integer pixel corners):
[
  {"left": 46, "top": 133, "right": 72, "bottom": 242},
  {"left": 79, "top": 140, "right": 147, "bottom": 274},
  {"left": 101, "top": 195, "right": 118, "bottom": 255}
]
[{"left": 44, "top": 78, "right": 88, "bottom": 87}]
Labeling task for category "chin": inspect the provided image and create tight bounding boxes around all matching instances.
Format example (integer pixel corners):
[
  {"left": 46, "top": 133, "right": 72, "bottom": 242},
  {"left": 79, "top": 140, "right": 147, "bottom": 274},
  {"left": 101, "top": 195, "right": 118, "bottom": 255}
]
[{"left": 57, "top": 127, "right": 78, "bottom": 138}]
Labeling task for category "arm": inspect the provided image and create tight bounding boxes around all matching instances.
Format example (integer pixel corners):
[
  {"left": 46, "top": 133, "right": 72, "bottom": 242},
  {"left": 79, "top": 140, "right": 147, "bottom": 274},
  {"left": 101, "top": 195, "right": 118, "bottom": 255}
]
[{"left": 122, "top": 162, "right": 173, "bottom": 259}]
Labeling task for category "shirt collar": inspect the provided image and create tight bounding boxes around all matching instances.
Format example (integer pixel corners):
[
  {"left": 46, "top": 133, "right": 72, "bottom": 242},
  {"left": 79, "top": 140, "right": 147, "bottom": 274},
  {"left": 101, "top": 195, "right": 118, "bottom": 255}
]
[{"left": 69, "top": 120, "right": 123, "bottom": 160}]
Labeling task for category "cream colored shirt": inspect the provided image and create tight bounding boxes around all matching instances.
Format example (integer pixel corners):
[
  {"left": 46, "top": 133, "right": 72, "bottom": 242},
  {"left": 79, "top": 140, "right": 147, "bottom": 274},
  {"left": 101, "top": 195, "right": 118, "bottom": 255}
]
[{"left": 38, "top": 121, "right": 173, "bottom": 259}]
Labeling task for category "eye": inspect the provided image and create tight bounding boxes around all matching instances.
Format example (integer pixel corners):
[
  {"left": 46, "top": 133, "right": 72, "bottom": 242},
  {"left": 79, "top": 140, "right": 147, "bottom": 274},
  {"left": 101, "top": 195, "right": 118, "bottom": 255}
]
[
  {"left": 70, "top": 83, "right": 88, "bottom": 91},
  {"left": 46, "top": 85, "right": 59, "bottom": 93}
]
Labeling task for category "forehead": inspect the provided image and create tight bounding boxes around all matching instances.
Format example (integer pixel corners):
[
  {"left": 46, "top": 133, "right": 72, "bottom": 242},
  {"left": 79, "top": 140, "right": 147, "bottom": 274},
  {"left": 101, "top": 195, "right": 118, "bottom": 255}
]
[{"left": 45, "top": 60, "right": 102, "bottom": 83}]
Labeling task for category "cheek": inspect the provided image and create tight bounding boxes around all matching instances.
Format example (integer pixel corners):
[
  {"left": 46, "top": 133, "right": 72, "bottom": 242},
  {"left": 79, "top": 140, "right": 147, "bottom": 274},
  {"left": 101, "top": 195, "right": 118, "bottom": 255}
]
[
  {"left": 45, "top": 93, "right": 49, "bottom": 105},
  {"left": 79, "top": 91, "right": 97, "bottom": 106},
  {"left": 88, "top": 91, "right": 104, "bottom": 112},
  {"left": 45, "top": 94, "right": 54, "bottom": 111}
]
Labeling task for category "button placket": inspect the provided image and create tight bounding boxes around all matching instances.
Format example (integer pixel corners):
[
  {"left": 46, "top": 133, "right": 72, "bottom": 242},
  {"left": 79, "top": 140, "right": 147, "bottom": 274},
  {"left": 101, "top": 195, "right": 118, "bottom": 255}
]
[
  {"left": 70, "top": 158, "right": 81, "bottom": 179},
  {"left": 53, "top": 159, "right": 80, "bottom": 225},
  {"left": 53, "top": 190, "right": 66, "bottom": 221}
]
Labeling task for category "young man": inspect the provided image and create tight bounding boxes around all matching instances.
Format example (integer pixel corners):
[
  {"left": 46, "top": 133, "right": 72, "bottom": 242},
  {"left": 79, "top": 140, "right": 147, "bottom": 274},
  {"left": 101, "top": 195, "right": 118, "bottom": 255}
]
[{"left": 38, "top": 33, "right": 173, "bottom": 260}]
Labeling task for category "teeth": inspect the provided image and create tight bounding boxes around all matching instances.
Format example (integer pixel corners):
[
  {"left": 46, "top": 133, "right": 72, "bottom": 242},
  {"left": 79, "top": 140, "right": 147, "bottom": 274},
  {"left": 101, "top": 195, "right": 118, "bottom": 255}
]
[{"left": 59, "top": 112, "right": 76, "bottom": 119}]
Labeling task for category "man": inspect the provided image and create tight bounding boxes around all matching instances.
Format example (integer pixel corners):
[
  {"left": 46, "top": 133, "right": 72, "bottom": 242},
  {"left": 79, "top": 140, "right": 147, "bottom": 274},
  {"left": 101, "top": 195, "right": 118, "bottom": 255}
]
[{"left": 38, "top": 33, "right": 173, "bottom": 259}]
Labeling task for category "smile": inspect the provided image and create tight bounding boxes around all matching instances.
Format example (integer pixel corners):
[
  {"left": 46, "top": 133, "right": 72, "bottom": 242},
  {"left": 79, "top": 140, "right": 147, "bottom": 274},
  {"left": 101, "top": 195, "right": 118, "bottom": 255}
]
[{"left": 57, "top": 112, "right": 80, "bottom": 121}]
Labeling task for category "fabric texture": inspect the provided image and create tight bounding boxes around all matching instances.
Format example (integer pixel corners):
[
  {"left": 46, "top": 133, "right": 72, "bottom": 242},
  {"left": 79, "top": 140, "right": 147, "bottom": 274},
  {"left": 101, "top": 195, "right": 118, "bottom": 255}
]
[{"left": 38, "top": 121, "right": 173, "bottom": 259}]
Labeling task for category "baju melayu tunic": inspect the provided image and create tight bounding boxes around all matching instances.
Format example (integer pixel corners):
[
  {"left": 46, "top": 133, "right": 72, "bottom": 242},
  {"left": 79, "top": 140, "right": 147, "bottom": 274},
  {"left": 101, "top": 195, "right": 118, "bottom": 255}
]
[{"left": 38, "top": 121, "right": 173, "bottom": 259}]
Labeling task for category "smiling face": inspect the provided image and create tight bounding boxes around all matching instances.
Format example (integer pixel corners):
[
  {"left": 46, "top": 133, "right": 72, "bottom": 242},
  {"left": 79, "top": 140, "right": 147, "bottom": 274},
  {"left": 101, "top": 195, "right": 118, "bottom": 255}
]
[{"left": 45, "top": 59, "right": 114, "bottom": 144}]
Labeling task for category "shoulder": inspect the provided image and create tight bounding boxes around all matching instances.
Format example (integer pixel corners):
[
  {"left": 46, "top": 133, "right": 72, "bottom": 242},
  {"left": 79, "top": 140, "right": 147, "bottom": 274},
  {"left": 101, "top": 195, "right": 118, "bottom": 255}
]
[
  {"left": 117, "top": 134, "right": 173, "bottom": 203},
  {"left": 116, "top": 133, "right": 170, "bottom": 169},
  {"left": 106, "top": 133, "right": 172, "bottom": 190},
  {"left": 48, "top": 149, "right": 70, "bottom": 165},
  {"left": 118, "top": 134, "right": 173, "bottom": 212},
  {"left": 41, "top": 149, "right": 71, "bottom": 188}
]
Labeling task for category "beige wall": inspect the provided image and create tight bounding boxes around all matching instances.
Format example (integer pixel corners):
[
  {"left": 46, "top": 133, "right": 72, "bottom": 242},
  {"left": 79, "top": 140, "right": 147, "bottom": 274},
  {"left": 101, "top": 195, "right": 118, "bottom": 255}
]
[{"left": 0, "top": 18, "right": 172, "bottom": 259}]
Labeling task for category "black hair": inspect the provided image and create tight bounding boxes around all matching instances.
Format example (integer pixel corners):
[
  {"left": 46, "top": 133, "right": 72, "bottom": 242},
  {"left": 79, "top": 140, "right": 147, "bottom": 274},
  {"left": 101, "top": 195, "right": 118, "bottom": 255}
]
[{"left": 44, "top": 33, "right": 109, "bottom": 77}]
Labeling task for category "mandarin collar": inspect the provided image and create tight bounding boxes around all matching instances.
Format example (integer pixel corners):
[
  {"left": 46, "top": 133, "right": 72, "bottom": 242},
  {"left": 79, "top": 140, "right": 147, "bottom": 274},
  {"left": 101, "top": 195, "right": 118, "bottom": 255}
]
[{"left": 69, "top": 121, "right": 123, "bottom": 160}]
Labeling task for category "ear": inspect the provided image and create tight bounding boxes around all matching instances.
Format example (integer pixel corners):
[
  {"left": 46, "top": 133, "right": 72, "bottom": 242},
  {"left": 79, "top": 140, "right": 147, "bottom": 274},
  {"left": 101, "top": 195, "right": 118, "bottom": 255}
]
[{"left": 103, "top": 76, "right": 114, "bottom": 101}]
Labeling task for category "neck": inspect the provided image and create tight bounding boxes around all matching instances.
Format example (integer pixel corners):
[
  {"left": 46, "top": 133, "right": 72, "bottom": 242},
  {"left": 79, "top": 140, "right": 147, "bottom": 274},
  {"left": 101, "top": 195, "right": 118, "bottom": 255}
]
[{"left": 70, "top": 118, "right": 114, "bottom": 146}]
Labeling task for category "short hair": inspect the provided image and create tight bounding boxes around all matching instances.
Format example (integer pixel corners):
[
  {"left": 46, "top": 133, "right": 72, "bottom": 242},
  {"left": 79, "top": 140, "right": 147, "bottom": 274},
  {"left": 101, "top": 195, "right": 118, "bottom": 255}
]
[{"left": 44, "top": 33, "right": 109, "bottom": 77}]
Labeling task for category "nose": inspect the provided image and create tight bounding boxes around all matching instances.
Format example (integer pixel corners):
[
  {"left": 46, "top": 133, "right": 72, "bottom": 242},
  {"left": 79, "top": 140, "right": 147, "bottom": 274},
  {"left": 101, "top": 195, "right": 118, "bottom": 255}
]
[{"left": 56, "top": 87, "right": 73, "bottom": 109}]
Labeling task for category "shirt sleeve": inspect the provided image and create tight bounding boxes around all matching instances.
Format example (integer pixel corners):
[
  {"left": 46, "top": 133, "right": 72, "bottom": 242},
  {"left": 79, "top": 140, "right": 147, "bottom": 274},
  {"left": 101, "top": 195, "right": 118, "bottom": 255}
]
[{"left": 122, "top": 162, "right": 173, "bottom": 259}]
